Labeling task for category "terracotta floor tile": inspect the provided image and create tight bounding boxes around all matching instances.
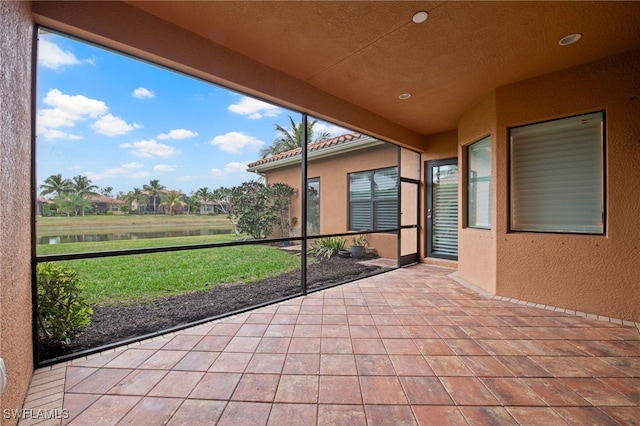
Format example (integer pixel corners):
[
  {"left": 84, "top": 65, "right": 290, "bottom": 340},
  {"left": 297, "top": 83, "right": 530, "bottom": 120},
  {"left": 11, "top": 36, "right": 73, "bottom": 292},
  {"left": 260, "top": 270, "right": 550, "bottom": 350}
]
[
  {"left": 66, "top": 395, "right": 140, "bottom": 425},
  {"left": 553, "top": 406, "right": 620, "bottom": 425},
  {"left": 563, "top": 356, "right": 629, "bottom": 377},
  {"left": 320, "top": 354, "right": 358, "bottom": 375},
  {"left": 173, "top": 351, "right": 217, "bottom": 371},
  {"left": 274, "top": 375, "right": 319, "bottom": 403},
  {"left": 321, "top": 337, "right": 352, "bottom": 354},
  {"left": 104, "top": 349, "right": 156, "bottom": 369},
  {"left": 224, "top": 336, "right": 261, "bottom": 353},
  {"left": 282, "top": 353, "right": 320, "bottom": 375},
  {"left": 597, "top": 377, "right": 640, "bottom": 403},
  {"left": 288, "top": 337, "right": 321, "bottom": 353},
  {"left": 377, "top": 325, "right": 411, "bottom": 339},
  {"left": 439, "top": 377, "right": 501, "bottom": 406},
  {"left": 561, "top": 377, "right": 636, "bottom": 406},
  {"left": 352, "top": 338, "right": 387, "bottom": 355},
  {"left": 459, "top": 356, "right": 514, "bottom": 377},
  {"left": 323, "top": 305, "right": 347, "bottom": 315},
  {"left": 520, "top": 377, "right": 590, "bottom": 406},
  {"left": 299, "top": 304, "right": 323, "bottom": 315},
  {"left": 383, "top": 338, "right": 421, "bottom": 355},
  {"left": 397, "top": 314, "right": 429, "bottom": 326},
  {"left": 404, "top": 325, "right": 439, "bottom": 339},
  {"left": 458, "top": 406, "right": 517, "bottom": 425},
  {"left": 415, "top": 338, "right": 456, "bottom": 356},
  {"left": 293, "top": 324, "right": 322, "bottom": 337},
  {"left": 236, "top": 323, "right": 268, "bottom": 337},
  {"left": 209, "top": 322, "right": 242, "bottom": 336},
  {"left": 255, "top": 337, "right": 291, "bottom": 354},
  {"left": 268, "top": 403, "right": 317, "bottom": 426},
  {"left": 263, "top": 324, "right": 295, "bottom": 337},
  {"left": 209, "top": 352, "right": 252, "bottom": 373},
  {"left": 318, "top": 375, "right": 363, "bottom": 404},
  {"left": 317, "top": 404, "right": 366, "bottom": 426},
  {"left": 389, "top": 355, "right": 435, "bottom": 376},
  {"left": 271, "top": 314, "right": 298, "bottom": 325},
  {"left": 61, "top": 393, "right": 100, "bottom": 425},
  {"left": 216, "top": 401, "right": 272, "bottom": 426},
  {"left": 364, "top": 405, "right": 415, "bottom": 425},
  {"left": 355, "top": 354, "right": 396, "bottom": 376},
  {"left": 245, "top": 353, "right": 286, "bottom": 374},
  {"left": 600, "top": 356, "right": 640, "bottom": 377},
  {"left": 425, "top": 356, "right": 473, "bottom": 376},
  {"left": 322, "top": 324, "right": 351, "bottom": 337},
  {"left": 296, "top": 314, "right": 323, "bottom": 325},
  {"left": 64, "top": 367, "right": 98, "bottom": 391},
  {"left": 231, "top": 373, "right": 280, "bottom": 402},
  {"left": 193, "top": 335, "right": 232, "bottom": 352},
  {"left": 536, "top": 339, "right": 590, "bottom": 356},
  {"left": 323, "top": 314, "right": 349, "bottom": 325},
  {"left": 480, "top": 377, "right": 546, "bottom": 406},
  {"left": 67, "top": 368, "right": 132, "bottom": 394},
  {"left": 412, "top": 406, "right": 467, "bottom": 425},
  {"left": 119, "top": 396, "right": 182, "bottom": 424},
  {"left": 349, "top": 325, "right": 380, "bottom": 338},
  {"left": 106, "top": 369, "right": 167, "bottom": 396},
  {"left": 148, "top": 371, "right": 204, "bottom": 398},
  {"left": 444, "top": 339, "right": 489, "bottom": 356},
  {"left": 276, "top": 305, "right": 301, "bottom": 315},
  {"left": 496, "top": 356, "right": 552, "bottom": 377},
  {"left": 400, "top": 376, "right": 452, "bottom": 405},
  {"left": 189, "top": 372, "right": 242, "bottom": 400},
  {"left": 162, "top": 335, "right": 203, "bottom": 351},
  {"left": 476, "top": 339, "right": 525, "bottom": 356},
  {"left": 167, "top": 399, "right": 226, "bottom": 425},
  {"left": 245, "top": 313, "right": 274, "bottom": 324},
  {"left": 506, "top": 407, "right": 567, "bottom": 425},
  {"left": 432, "top": 325, "right": 471, "bottom": 339},
  {"left": 600, "top": 406, "right": 640, "bottom": 425},
  {"left": 528, "top": 356, "right": 590, "bottom": 377},
  {"left": 348, "top": 314, "right": 375, "bottom": 325},
  {"left": 359, "top": 376, "right": 408, "bottom": 404}
]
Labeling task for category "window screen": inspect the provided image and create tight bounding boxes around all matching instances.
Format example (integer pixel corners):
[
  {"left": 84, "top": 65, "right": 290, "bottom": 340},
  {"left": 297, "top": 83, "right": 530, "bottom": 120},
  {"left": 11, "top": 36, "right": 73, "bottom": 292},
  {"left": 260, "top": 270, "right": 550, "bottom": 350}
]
[{"left": 349, "top": 167, "right": 398, "bottom": 231}]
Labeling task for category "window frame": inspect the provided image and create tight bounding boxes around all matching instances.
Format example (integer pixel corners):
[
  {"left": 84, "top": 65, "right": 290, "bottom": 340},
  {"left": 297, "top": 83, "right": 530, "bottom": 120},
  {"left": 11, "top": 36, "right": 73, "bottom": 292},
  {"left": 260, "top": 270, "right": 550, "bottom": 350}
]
[
  {"left": 348, "top": 166, "right": 399, "bottom": 232},
  {"left": 509, "top": 111, "right": 606, "bottom": 235},
  {"left": 466, "top": 136, "right": 492, "bottom": 230},
  {"left": 306, "top": 177, "right": 320, "bottom": 235}
]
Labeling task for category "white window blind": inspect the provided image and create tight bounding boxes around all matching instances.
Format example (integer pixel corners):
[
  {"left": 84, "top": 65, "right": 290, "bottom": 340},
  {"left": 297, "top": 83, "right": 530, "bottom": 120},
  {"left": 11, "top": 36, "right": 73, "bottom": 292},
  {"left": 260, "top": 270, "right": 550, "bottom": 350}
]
[
  {"left": 510, "top": 112, "right": 604, "bottom": 234},
  {"left": 468, "top": 136, "right": 491, "bottom": 229},
  {"left": 432, "top": 165, "right": 458, "bottom": 256},
  {"left": 349, "top": 168, "right": 398, "bottom": 231}
]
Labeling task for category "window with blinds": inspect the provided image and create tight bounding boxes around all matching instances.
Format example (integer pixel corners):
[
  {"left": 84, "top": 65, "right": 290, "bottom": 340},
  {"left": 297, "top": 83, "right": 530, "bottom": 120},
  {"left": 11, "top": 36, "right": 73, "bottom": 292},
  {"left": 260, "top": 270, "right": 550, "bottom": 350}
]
[
  {"left": 431, "top": 164, "right": 458, "bottom": 257},
  {"left": 468, "top": 136, "right": 491, "bottom": 229},
  {"left": 510, "top": 111, "right": 604, "bottom": 234},
  {"left": 349, "top": 167, "right": 398, "bottom": 231}
]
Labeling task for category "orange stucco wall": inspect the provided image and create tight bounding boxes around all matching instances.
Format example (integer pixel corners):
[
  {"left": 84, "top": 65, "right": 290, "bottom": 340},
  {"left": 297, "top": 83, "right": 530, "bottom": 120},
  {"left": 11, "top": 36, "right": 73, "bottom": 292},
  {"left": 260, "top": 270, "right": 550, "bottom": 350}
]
[
  {"left": 261, "top": 143, "right": 399, "bottom": 259},
  {"left": 459, "top": 48, "right": 640, "bottom": 322},
  {"left": 0, "top": 1, "right": 34, "bottom": 422}
]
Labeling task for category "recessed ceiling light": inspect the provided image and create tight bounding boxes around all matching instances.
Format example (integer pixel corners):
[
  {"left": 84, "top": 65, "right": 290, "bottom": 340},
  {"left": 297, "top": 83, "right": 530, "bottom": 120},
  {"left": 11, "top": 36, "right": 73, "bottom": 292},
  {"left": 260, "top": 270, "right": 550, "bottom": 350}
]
[
  {"left": 412, "top": 11, "right": 428, "bottom": 24},
  {"left": 399, "top": 93, "right": 411, "bottom": 100},
  {"left": 559, "top": 33, "right": 582, "bottom": 46}
]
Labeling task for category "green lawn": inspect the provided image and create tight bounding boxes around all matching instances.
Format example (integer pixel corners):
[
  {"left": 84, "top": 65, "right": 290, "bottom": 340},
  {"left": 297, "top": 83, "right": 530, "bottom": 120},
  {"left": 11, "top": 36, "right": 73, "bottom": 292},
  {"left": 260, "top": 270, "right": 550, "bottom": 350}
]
[{"left": 36, "top": 216, "right": 306, "bottom": 305}]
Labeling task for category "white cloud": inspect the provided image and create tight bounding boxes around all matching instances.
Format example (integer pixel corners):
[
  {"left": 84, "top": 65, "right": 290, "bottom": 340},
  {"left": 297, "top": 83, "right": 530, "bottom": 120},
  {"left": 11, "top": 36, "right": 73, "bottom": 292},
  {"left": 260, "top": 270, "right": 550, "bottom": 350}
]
[
  {"left": 44, "top": 89, "right": 107, "bottom": 118},
  {"left": 315, "top": 122, "right": 351, "bottom": 137},
  {"left": 210, "top": 132, "right": 264, "bottom": 154},
  {"left": 153, "top": 164, "right": 177, "bottom": 172},
  {"left": 92, "top": 114, "right": 142, "bottom": 136},
  {"left": 37, "top": 89, "right": 109, "bottom": 140},
  {"left": 177, "top": 175, "right": 198, "bottom": 182},
  {"left": 132, "top": 87, "right": 155, "bottom": 99},
  {"left": 38, "top": 38, "right": 84, "bottom": 70},
  {"left": 83, "top": 162, "right": 149, "bottom": 182},
  {"left": 120, "top": 139, "right": 180, "bottom": 158},
  {"left": 228, "top": 96, "right": 281, "bottom": 120},
  {"left": 157, "top": 129, "right": 199, "bottom": 140},
  {"left": 211, "top": 161, "right": 250, "bottom": 178}
]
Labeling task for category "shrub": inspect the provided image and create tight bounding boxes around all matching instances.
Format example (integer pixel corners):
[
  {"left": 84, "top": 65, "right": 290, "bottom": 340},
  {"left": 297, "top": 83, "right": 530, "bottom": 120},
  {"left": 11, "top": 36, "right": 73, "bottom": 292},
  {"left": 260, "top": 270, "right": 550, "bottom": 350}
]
[
  {"left": 37, "top": 262, "right": 93, "bottom": 346},
  {"left": 309, "top": 237, "right": 347, "bottom": 258}
]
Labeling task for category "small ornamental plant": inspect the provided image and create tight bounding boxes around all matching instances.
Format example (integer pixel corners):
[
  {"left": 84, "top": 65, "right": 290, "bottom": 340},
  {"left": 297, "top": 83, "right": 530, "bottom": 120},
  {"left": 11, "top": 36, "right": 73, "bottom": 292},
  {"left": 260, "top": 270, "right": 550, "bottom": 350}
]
[{"left": 37, "top": 262, "right": 93, "bottom": 346}]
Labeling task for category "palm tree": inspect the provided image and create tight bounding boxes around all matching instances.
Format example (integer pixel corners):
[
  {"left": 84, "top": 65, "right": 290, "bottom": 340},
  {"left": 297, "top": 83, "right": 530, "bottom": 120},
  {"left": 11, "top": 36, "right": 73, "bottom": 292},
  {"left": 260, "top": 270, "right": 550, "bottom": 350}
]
[
  {"left": 143, "top": 179, "right": 165, "bottom": 213},
  {"left": 70, "top": 175, "right": 99, "bottom": 216},
  {"left": 159, "top": 190, "right": 186, "bottom": 215},
  {"left": 39, "top": 174, "right": 72, "bottom": 198},
  {"left": 123, "top": 187, "right": 148, "bottom": 213},
  {"left": 259, "top": 115, "right": 331, "bottom": 158}
]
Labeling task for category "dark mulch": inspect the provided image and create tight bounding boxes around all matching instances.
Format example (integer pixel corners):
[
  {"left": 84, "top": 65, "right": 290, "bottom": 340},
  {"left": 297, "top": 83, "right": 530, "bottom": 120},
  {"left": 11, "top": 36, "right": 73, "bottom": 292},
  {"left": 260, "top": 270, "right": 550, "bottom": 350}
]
[{"left": 38, "top": 253, "right": 391, "bottom": 362}]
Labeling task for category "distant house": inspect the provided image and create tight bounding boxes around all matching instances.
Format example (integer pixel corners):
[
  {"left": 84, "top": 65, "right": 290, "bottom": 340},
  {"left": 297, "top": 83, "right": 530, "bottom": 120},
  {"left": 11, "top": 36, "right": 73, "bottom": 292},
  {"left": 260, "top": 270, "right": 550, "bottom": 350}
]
[
  {"left": 199, "top": 200, "right": 228, "bottom": 215},
  {"left": 35, "top": 197, "right": 53, "bottom": 216},
  {"left": 247, "top": 133, "right": 399, "bottom": 259},
  {"left": 90, "top": 195, "right": 124, "bottom": 214}
]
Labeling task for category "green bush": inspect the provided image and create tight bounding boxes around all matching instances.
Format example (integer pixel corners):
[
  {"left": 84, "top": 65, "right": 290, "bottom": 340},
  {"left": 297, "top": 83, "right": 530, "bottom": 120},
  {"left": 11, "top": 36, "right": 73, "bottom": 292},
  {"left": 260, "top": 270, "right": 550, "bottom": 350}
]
[
  {"left": 37, "top": 262, "right": 93, "bottom": 345},
  {"left": 309, "top": 236, "right": 347, "bottom": 258}
]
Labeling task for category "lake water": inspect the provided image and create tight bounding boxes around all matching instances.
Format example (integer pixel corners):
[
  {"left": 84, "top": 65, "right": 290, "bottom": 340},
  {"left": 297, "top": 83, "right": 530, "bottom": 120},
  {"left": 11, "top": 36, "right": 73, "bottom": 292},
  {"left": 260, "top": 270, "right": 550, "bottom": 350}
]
[{"left": 37, "top": 228, "right": 234, "bottom": 245}]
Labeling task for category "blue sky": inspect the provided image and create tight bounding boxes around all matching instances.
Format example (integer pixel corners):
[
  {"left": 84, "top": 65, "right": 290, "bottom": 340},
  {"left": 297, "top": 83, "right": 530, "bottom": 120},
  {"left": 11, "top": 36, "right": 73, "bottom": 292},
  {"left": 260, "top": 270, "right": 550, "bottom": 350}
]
[{"left": 36, "top": 30, "right": 347, "bottom": 197}]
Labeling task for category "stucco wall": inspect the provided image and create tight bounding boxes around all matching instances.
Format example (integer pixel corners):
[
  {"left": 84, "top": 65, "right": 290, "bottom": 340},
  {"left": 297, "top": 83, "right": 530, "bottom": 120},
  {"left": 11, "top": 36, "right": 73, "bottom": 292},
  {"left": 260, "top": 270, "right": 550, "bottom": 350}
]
[
  {"left": 492, "top": 48, "right": 640, "bottom": 322},
  {"left": 260, "top": 143, "right": 399, "bottom": 259},
  {"left": 0, "top": 0, "right": 34, "bottom": 422},
  {"left": 457, "top": 95, "right": 498, "bottom": 292}
]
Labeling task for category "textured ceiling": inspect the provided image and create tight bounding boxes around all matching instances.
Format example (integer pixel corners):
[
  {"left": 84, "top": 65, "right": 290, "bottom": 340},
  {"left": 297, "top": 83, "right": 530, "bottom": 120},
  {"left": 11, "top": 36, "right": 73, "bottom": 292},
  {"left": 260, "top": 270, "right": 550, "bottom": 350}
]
[{"left": 126, "top": 1, "right": 640, "bottom": 136}]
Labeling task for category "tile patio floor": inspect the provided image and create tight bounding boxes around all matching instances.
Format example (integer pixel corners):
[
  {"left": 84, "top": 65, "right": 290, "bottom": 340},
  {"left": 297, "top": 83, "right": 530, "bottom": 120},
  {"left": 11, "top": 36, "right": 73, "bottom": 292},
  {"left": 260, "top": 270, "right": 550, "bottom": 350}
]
[{"left": 20, "top": 264, "right": 640, "bottom": 425}]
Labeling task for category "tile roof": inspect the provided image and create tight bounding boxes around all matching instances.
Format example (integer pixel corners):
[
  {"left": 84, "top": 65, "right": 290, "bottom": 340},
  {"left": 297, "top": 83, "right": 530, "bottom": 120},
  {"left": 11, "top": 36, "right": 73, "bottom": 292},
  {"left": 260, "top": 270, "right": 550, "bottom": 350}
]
[{"left": 247, "top": 132, "right": 363, "bottom": 168}]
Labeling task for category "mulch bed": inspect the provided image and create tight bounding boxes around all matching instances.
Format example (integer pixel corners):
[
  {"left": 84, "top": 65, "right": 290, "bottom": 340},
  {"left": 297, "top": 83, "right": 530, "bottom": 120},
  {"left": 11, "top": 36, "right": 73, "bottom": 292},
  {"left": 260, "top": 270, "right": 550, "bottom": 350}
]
[{"left": 38, "top": 253, "right": 391, "bottom": 362}]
